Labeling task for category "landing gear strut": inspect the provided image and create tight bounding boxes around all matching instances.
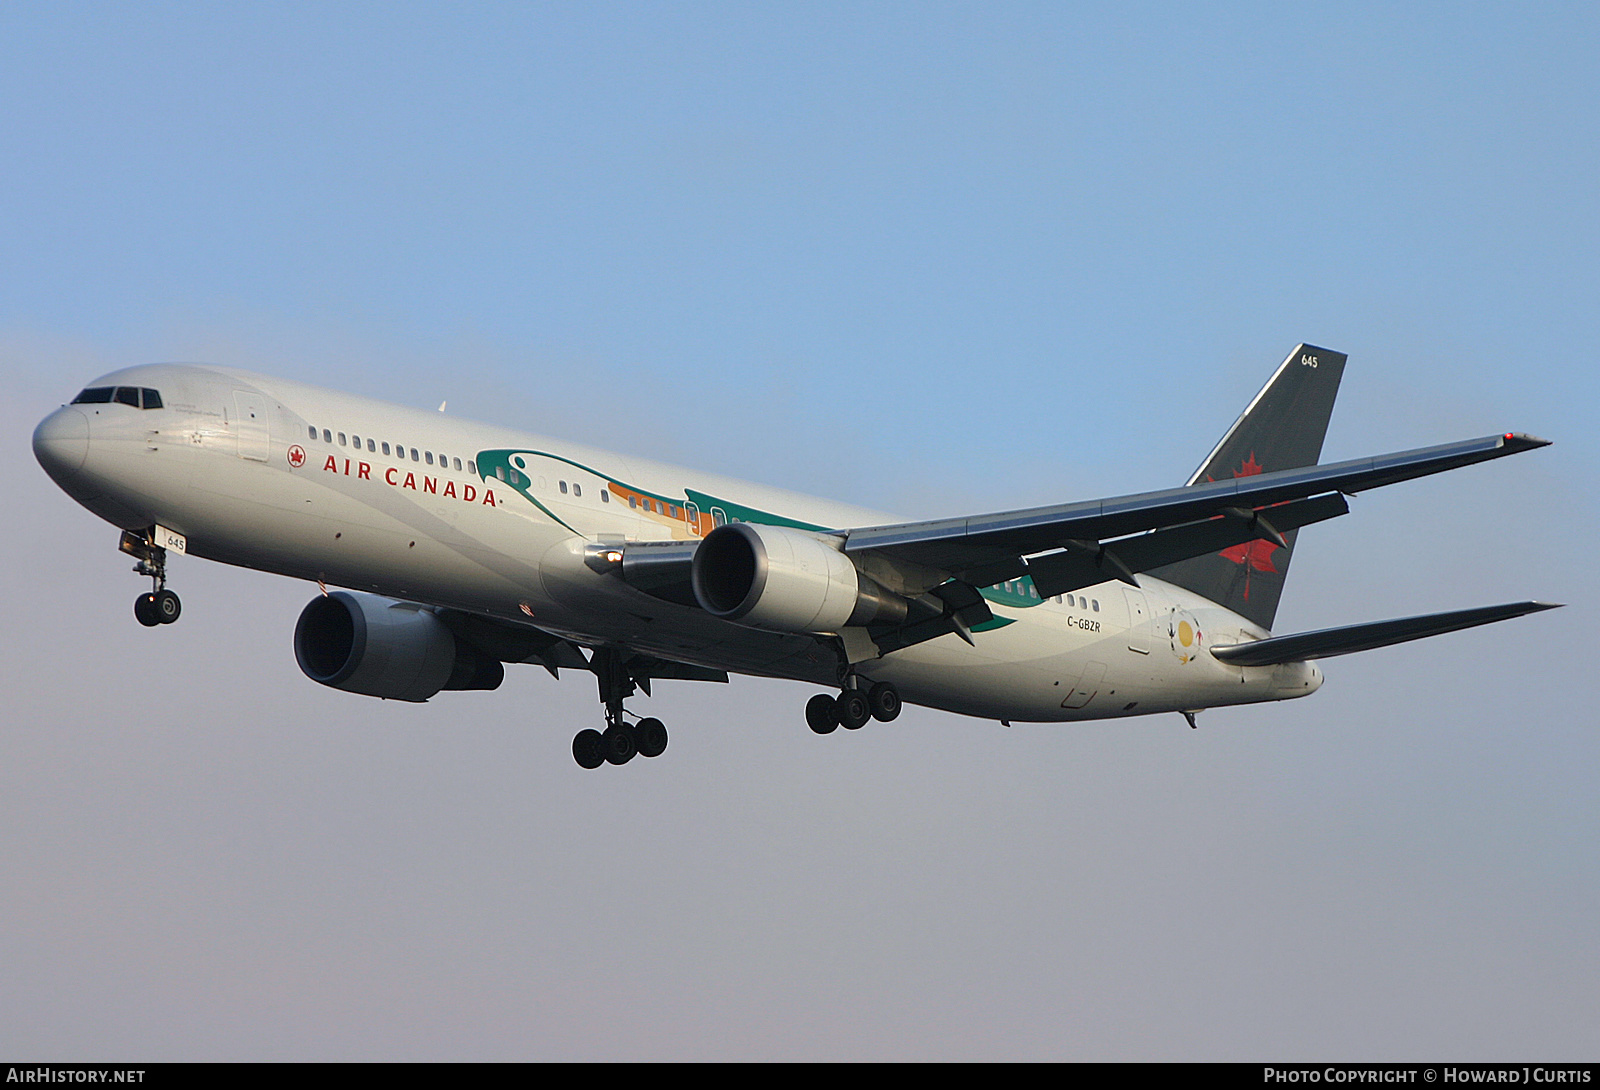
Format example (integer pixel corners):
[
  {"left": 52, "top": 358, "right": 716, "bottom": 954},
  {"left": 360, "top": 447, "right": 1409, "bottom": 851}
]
[
  {"left": 805, "top": 680, "right": 901, "bottom": 735},
  {"left": 573, "top": 648, "right": 670, "bottom": 769},
  {"left": 121, "top": 529, "right": 181, "bottom": 627}
]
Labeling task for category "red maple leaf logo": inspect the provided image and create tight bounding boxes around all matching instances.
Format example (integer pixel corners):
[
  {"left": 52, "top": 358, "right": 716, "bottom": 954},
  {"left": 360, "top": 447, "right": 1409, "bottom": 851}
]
[{"left": 1216, "top": 451, "right": 1277, "bottom": 599}]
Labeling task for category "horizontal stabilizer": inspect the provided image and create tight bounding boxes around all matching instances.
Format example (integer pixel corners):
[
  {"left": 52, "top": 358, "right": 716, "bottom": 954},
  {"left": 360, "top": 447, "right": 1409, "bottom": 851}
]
[{"left": 1209, "top": 601, "right": 1562, "bottom": 667}]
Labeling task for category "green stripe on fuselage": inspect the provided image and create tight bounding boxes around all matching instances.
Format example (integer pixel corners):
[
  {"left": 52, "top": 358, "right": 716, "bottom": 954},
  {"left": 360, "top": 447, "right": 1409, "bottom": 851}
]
[{"left": 479, "top": 445, "right": 1028, "bottom": 630}]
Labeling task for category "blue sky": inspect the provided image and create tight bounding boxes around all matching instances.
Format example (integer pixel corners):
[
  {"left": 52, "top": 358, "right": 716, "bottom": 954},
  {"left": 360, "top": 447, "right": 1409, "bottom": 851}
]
[{"left": 3, "top": 3, "right": 1596, "bottom": 1059}]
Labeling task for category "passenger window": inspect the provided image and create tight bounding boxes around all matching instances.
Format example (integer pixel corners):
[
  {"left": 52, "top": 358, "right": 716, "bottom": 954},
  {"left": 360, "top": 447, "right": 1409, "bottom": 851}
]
[
  {"left": 467, "top": 461, "right": 475, "bottom": 475},
  {"left": 425, "top": 451, "right": 434, "bottom": 465},
  {"left": 453, "top": 458, "right": 461, "bottom": 471},
  {"left": 437, "top": 453, "right": 445, "bottom": 466},
  {"left": 115, "top": 387, "right": 140, "bottom": 407},
  {"left": 382, "top": 442, "right": 391, "bottom": 456},
  {"left": 308, "top": 426, "right": 318, "bottom": 440},
  {"left": 511, "top": 469, "right": 520, "bottom": 485},
  {"left": 495, "top": 466, "right": 505, "bottom": 481},
  {"left": 338, "top": 433, "right": 347, "bottom": 446},
  {"left": 1092, "top": 600, "right": 1100, "bottom": 612},
  {"left": 367, "top": 439, "right": 375, "bottom": 452},
  {"left": 411, "top": 449, "right": 419, "bottom": 461},
  {"left": 323, "top": 429, "right": 332, "bottom": 443},
  {"left": 629, "top": 496, "right": 637, "bottom": 509},
  {"left": 72, "top": 387, "right": 114, "bottom": 404},
  {"left": 601, "top": 490, "right": 609, "bottom": 503},
  {"left": 559, "top": 481, "right": 568, "bottom": 494},
  {"left": 574, "top": 484, "right": 582, "bottom": 497},
  {"left": 141, "top": 389, "right": 162, "bottom": 409},
  {"left": 351, "top": 434, "right": 360, "bottom": 447}
]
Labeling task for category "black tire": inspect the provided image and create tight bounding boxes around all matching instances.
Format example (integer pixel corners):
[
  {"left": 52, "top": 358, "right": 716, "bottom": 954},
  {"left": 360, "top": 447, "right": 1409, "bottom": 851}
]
[
  {"left": 635, "top": 717, "right": 668, "bottom": 758},
  {"left": 573, "top": 729, "right": 606, "bottom": 769},
  {"left": 603, "top": 723, "right": 638, "bottom": 765},
  {"left": 867, "top": 682, "right": 901, "bottom": 722},
  {"left": 806, "top": 693, "right": 839, "bottom": 734},
  {"left": 153, "top": 589, "right": 182, "bottom": 624},
  {"left": 133, "top": 593, "right": 161, "bottom": 627},
  {"left": 836, "top": 690, "right": 871, "bottom": 730}
]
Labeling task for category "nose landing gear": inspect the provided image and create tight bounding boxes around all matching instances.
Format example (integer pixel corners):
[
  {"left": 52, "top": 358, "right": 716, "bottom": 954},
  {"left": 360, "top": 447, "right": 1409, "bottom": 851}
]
[
  {"left": 121, "top": 528, "right": 181, "bottom": 626},
  {"left": 133, "top": 588, "right": 182, "bottom": 627}
]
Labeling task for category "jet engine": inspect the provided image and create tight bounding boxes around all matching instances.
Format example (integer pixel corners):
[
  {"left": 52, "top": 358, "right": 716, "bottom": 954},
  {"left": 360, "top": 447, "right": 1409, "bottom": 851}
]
[
  {"left": 294, "top": 591, "right": 504, "bottom": 702},
  {"left": 691, "top": 522, "right": 908, "bottom": 632}
]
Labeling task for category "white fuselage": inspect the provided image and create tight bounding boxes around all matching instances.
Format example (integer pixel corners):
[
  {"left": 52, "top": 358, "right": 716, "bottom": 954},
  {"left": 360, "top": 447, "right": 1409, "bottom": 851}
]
[{"left": 34, "top": 363, "right": 1321, "bottom": 722}]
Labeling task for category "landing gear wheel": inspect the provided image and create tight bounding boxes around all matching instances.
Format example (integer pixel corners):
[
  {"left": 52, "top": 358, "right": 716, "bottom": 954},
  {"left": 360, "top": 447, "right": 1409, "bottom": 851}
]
[
  {"left": 603, "top": 723, "right": 638, "bottom": 765},
  {"left": 573, "top": 729, "right": 606, "bottom": 769},
  {"left": 635, "top": 717, "right": 668, "bottom": 758},
  {"left": 867, "top": 682, "right": 901, "bottom": 722},
  {"left": 836, "top": 690, "right": 871, "bottom": 730},
  {"left": 806, "top": 693, "right": 840, "bottom": 734},
  {"left": 152, "top": 588, "right": 182, "bottom": 624},
  {"left": 133, "top": 593, "right": 161, "bottom": 627}
]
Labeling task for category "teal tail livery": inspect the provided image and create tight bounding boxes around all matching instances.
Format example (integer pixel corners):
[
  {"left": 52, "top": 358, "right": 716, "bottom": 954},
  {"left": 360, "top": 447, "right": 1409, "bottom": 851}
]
[{"left": 32, "top": 346, "right": 1559, "bottom": 767}]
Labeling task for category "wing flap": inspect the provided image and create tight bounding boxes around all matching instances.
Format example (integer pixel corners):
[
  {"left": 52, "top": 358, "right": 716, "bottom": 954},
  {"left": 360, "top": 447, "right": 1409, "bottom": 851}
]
[
  {"left": 1208, "top": 601, "right": 1562, "bottom": 667},
  {"left": 1028, "top": 492, "right": 1349, "bottom": 598}
]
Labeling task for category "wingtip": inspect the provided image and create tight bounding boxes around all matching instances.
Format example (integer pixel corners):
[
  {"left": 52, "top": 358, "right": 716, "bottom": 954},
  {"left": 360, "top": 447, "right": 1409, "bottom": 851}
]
[{"left": 1500, "top": 432, "right": 1552, "bottom": 450}]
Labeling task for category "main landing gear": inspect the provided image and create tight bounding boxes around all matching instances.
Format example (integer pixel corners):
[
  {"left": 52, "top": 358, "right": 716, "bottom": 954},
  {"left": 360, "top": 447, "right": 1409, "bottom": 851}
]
[
  {"left": 120, "top": 529, "right": 181, "bottom": 627},
  {"left": 805, "top": 680, "right": 901, "bottom": 735},
  {"left": 572, "top": 648, "right": 670, "bottom": 769}
]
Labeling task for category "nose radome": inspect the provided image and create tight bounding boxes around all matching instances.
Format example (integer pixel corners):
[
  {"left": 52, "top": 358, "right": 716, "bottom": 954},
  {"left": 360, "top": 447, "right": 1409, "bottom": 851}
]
[{"left": 33, "top": 407, "right": 90, "bottom": 481}]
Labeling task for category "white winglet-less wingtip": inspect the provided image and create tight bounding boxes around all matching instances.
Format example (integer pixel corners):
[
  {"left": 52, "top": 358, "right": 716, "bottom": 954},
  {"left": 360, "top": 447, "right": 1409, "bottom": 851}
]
[{"left": 33, "top": 346, "right": 1559, "bottom": 767}]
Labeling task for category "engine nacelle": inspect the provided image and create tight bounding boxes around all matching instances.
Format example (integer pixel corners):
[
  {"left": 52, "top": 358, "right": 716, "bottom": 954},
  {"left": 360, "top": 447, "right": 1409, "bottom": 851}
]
[
  {"left": 691, "top": 522, "right": 907, "bottom": 632},
  {"left": 294, "top": 591, "right": 504, "bottom": 702}
]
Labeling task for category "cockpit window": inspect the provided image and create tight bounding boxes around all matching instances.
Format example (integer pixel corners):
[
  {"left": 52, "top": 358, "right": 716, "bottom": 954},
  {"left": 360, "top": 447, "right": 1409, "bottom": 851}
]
[{"left": 74, "top": 386, "right": 162, "bottom": 408}]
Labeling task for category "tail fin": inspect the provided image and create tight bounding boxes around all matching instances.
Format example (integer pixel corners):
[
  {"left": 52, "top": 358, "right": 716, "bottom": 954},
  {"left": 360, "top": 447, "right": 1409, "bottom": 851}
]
[{"left": 1148, "top": 344, "right": 1347, "bottom": 629}]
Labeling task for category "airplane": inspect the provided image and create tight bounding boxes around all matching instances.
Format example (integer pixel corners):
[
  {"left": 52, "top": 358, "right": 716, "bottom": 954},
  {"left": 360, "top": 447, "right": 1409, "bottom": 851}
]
[{"left": 32, "top": 344, "right": 1558, "bottom": 768}]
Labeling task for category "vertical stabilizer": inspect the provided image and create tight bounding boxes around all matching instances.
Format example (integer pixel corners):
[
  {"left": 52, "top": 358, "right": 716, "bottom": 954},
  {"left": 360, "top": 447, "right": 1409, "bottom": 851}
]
[{"left": 1148, "top": 344, "right": 1347, "bottom": 629}]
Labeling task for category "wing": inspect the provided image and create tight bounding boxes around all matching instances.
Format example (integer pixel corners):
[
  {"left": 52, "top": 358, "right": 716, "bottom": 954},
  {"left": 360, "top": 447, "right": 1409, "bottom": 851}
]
[
  {"left": 439, "top": 608, "right": 728, "bottom": 686},
  {"left": 842, "top": 432, "right": 1550, "bottom": 594}
]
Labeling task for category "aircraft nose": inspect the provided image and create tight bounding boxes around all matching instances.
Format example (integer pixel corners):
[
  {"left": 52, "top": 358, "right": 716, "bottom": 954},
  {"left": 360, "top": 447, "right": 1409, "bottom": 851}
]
[{"left": 33, "top": 406, "right": 90, "bottom": 482}]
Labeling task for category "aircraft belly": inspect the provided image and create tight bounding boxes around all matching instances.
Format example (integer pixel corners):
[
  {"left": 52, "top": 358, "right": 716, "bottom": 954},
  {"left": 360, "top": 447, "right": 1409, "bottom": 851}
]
[{"left": 853, "top": 606, "right": 1123, "bottom": 721}]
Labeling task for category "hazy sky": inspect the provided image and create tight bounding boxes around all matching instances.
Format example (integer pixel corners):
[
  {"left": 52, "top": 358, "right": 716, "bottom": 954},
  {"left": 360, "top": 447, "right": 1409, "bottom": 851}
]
[{"left": 3, "top": 3, "right": 1596, "bottom": 1060}]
